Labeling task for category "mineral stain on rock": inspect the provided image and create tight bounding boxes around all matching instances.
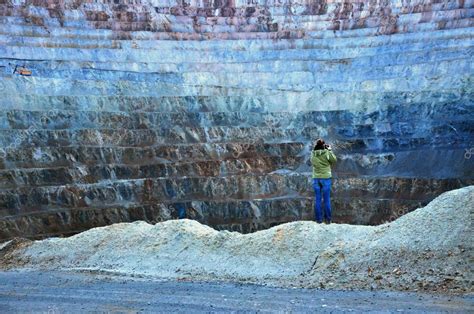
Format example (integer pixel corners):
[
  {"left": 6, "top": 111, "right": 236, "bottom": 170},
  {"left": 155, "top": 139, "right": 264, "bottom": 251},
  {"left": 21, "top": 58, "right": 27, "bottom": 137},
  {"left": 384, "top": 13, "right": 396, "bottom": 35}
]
[{"left": 0, "top": 0, "right": 473, "bottom": 239}]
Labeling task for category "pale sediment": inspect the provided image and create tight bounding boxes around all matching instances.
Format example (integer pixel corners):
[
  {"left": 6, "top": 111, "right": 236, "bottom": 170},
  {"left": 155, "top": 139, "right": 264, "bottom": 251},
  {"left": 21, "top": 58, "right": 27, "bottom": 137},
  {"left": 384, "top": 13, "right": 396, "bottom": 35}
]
[{"left": 1, "top": 186, "right": 472, "bottom": 293}]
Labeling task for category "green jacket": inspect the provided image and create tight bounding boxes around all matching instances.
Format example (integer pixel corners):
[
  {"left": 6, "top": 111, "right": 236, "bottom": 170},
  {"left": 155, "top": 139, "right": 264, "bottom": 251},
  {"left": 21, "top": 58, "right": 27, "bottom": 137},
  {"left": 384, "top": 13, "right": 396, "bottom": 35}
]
[{"left": 311, "top": 149, "right": 337, "bottom": 179}]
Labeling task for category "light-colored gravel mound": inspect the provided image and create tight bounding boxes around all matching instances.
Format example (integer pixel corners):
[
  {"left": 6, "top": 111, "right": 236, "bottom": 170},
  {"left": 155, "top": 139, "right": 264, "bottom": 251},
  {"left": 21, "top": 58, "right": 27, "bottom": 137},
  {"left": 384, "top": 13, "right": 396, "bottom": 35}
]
[{"left": 1, "top": 186, "right": 472, "bottom": 293}]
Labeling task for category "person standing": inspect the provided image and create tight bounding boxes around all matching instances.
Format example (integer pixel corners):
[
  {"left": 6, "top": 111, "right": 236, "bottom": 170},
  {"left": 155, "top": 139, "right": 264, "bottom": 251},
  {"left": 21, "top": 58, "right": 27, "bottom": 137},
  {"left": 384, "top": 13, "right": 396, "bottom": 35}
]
[{"left": 311, "top": 138, "right": 337, "bottom": 224}]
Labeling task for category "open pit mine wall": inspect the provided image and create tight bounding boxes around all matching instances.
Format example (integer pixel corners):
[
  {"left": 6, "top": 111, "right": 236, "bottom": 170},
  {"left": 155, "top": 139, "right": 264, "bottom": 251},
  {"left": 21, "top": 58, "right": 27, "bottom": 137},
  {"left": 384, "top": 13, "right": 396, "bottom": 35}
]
[{"left": 0, "top": 0, "right": 473, "bottom": 240}]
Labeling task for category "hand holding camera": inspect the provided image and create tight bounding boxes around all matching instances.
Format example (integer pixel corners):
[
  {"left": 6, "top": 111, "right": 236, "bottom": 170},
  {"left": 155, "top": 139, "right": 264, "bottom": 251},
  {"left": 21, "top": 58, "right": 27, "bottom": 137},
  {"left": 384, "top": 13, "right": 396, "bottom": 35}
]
[{"left": 313, "top": 139, "right": 332, "bottom": 151}]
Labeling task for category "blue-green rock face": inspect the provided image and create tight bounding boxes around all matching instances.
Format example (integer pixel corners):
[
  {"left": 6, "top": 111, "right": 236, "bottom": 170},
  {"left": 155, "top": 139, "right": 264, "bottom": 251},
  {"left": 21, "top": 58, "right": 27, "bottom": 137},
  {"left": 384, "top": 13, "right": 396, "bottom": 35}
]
[{"left": 0, "top": 0, "right": 473, "bottom": 239}]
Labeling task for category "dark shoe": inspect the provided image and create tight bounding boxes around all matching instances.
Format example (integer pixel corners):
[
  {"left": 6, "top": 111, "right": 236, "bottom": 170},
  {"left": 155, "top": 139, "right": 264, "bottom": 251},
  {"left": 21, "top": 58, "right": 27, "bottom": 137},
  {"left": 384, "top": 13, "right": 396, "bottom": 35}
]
[
  {"left": 316, "top": 220, "right": 323, "bottom": 224},
  {"left": 324, "top": 220, "right": 331, "bottom": 224}
]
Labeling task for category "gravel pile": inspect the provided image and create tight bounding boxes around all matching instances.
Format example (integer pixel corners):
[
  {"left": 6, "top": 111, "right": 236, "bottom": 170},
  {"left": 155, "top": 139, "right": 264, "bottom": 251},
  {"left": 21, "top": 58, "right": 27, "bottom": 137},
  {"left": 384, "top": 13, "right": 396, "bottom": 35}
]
[{"left": 1, "top": 186, "right": 472, "bottom": 293}]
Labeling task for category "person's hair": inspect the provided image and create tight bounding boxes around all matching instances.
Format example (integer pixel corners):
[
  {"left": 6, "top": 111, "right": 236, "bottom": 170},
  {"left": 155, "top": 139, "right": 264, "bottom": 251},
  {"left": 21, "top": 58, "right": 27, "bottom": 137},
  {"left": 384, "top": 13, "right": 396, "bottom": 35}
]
[{"left": 314, "top": 138, "right": 325, "bottom": 150}]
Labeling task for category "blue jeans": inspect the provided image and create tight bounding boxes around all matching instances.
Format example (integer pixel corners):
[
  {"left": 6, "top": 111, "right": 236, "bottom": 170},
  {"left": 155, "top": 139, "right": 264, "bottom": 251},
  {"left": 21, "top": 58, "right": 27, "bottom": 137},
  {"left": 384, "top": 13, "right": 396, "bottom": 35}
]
[{"left": 313, "top": 178, "right": 332, "bottom": 223}]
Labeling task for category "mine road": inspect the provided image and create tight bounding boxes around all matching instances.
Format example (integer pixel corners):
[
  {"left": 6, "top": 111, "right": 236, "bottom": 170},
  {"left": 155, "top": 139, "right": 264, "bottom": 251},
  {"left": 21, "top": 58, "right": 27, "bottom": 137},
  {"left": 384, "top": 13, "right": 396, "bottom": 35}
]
[{"left": 0, "top": 271, "right": 472, "bottom": 313}]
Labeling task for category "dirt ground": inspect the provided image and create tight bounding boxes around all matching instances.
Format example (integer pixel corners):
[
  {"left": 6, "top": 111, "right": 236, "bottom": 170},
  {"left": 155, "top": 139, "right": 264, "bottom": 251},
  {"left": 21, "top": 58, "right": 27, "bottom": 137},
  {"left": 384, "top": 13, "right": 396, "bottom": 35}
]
[{"left": 0, "top": 270, "right": 472, "bottom": 313}]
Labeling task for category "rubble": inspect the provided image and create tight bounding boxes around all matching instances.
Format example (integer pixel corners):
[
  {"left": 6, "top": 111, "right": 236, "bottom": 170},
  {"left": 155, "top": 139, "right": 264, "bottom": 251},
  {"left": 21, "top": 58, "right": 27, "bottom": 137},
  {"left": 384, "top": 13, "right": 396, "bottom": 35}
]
[{"left": 1, "top": 186, "right": 472, "bottom": 293}]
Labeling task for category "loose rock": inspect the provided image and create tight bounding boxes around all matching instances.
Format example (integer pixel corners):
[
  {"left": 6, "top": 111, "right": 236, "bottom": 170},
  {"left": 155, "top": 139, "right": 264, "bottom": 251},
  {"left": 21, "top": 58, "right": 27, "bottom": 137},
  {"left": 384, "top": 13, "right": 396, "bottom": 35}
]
[{"left": 1, "top": 186, "right": 472, "bottom": 293}]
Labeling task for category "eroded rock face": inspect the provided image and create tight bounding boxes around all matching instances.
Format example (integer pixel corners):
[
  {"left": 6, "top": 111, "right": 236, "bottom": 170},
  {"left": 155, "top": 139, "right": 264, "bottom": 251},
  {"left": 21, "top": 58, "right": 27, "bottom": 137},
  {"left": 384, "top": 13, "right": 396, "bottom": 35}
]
[{"left": 0, "top": 0, "right": 473, "bottom": 239}]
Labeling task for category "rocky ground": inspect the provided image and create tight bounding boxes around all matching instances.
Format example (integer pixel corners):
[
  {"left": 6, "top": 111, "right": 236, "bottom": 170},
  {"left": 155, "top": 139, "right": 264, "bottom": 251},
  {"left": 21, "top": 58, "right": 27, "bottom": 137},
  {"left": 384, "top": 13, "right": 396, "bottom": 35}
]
[
  {"left": 0, "top": 186, "right": 472, "bottom": 294},
  {"left": 1, "top": 270, "right": 473, "bottom": 313}
]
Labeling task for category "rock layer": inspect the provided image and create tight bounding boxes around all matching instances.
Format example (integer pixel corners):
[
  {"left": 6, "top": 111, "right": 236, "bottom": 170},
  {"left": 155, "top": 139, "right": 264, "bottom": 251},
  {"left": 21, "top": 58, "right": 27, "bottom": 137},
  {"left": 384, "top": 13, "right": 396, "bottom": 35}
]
[{"left": 0, "top": 0, "right": 473, "bottom": 239}]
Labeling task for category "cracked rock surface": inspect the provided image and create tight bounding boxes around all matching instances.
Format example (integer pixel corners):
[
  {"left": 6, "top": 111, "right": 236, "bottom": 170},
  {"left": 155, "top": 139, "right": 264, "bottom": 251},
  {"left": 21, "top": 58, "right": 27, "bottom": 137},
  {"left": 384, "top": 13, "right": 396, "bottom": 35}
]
[{"left": 1, "top": 0, "right": 473, "bottom": 238}]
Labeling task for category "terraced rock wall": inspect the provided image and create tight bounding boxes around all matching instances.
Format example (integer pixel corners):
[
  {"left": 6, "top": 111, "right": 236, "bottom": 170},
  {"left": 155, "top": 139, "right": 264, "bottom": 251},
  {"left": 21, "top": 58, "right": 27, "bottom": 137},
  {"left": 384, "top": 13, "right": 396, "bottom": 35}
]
[{"left": 0, "top": 0, "right": 473, "bottom": 239}]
